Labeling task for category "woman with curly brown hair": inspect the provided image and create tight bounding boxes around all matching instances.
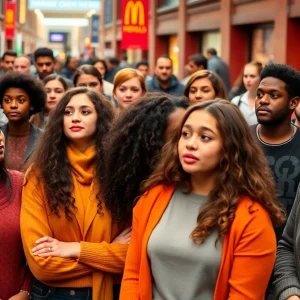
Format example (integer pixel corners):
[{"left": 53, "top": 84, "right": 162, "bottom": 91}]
[
  {"left": 120, "top": 99, "right": 285, "bottom": 300},
  {"left": 20, "top": 87, "right": 131, "bottom": 300}
]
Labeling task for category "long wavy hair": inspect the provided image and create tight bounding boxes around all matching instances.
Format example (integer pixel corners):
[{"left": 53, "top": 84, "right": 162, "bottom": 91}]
[
  {"left": 102, "top": 92, "right": 190, "bottom": 224},
  {"left": 143, "top": 99, "right": 285, "bottom": 244},
  {"left": 26, "top": 87, "right": 114, "bottom": 220}
]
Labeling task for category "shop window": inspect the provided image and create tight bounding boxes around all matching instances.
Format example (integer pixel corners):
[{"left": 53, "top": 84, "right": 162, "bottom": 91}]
[
  {"left": 168, "top": 35, "right": 179, "bottom": 76},
  {"left": 201, "top": 30, "right": 221, "bottom": 56},
  {"left": 251, "top": 24, "right": 274, "bottom": 65},
  {"left": 158, "top": 0, "right": 179, "bottom": 9}
]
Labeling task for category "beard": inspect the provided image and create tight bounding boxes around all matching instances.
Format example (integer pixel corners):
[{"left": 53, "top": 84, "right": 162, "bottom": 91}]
[{"left": 257, "top": 105, "right": 291, "bottom": 126}]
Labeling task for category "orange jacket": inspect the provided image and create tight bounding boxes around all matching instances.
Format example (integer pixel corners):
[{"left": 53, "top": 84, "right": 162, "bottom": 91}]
[
  {"left": 21, "top": 146, "right": 128, "bottom": 300},
  {"left": 120, "top": 184, "right": 277, "bottom": 300}
]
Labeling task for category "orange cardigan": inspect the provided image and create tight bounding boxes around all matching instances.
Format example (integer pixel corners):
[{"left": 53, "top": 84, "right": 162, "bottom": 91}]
[
  {"left": 120, "top": 185, "right": 277, "bottom": 300},
  {"left": 20, "top": 168, "right": 128, "bottom": 300}
]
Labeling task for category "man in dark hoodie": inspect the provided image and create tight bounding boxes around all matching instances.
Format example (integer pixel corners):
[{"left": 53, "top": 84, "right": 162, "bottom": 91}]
[{"left": 146, "top": 55, "right": 184, "bottom": 96}]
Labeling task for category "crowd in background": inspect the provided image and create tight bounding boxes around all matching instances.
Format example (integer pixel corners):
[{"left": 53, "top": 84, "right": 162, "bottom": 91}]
[{"left": 1, "top": 46, "right": 300, "bottom": 300}]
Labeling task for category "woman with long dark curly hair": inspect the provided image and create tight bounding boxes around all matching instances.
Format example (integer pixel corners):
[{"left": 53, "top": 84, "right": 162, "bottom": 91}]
[
  {"left": 20, "top": 88, "right": 131, "bottom": 300},
  {"left": 120, "top": 99, "right": 285, "bottom": 300},
  {"left": 102, "top": 92, "right": 189, "bottom": 225}
]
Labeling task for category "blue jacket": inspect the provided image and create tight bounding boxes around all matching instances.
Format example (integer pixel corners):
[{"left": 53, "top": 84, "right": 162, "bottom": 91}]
[{"left": 146, "top": 75, "right": 184, "bottom": 96}]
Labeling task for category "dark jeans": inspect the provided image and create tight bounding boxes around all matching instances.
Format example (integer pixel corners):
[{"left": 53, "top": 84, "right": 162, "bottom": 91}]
[{"left": 31, "top": 279, "right": 92, "bottom": 300}]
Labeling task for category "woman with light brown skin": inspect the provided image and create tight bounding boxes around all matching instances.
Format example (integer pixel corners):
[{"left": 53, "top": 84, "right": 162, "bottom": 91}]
[
  {"left": 184, "top": 70, "right": 226, "bottom": 104},
  {"left": 120, "top": 100, "right": 284, "bottom": 300}
]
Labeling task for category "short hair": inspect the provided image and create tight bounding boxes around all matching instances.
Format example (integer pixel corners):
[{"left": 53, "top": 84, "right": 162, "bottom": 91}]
[
  {"left": 73, "top": 65, "right": 103, "bottom": 86},
  {"left": 107, "top": 57, "right": 120, "bottom": 66},
  {"left": 184, "top": 70, "right": 227, "bottom": 99},
  {"left": 2, "top": 51, "right": 17, "bottom": 61},
  {"left": 136, "top": 60, "right": 149, "bottom": 69},
  {"left": 0, "top": 72, "right": 46, "bottom": 116},
  {"left": 92, "top": 58, "right": 108, "bottom": 75},
  {"left": 43, "top": 74, "right": 69, "bottom": 91},
  {"left": 260, "top": 64, "right": 300, "bottom": 99},
  {"left": 113, "top": 68, "right": 146, "bottom": 93},
  {"left": 207, "top": 48, "right": 217, "bottom": 56},
  {"left": 34, "top": 48, "right": 55, "bottom": 62},
  {"left": 14, "top": 55, "right": 31, "bottom": 64},
  {"left": 189, "top": 54, "right": 208, "bottom": 69},
  {"left": 156, "top": 55, "right": 173, "bottom": 66}
]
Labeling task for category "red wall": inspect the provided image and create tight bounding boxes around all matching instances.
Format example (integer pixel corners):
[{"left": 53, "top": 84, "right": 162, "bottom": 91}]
[{"left": 287, "top": 18, "right": 300, "bottom": 70}]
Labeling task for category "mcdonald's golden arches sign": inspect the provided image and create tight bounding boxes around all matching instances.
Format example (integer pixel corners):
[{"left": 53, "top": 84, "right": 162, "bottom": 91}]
[{"left": 121, "top": 0, "right": 149, "bottom": 50}]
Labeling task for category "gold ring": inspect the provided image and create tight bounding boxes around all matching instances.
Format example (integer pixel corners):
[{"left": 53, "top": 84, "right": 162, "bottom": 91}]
[{"left": 49, "top": 247, "right": 52, "bottom": 251}]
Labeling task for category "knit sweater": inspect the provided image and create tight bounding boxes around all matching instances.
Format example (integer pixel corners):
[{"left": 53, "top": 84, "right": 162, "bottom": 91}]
[
  {"left": 274, "top": 185, "right": 300, "bottom": 299},
  {"left": 0, "top": 170, "right": 32, "bottom": 299},
  {"left": 20, "top": 145, "right": 128, "bottom": 300}
]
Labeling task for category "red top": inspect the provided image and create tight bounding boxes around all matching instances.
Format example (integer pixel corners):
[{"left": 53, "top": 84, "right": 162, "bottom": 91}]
[
  {"left": 120, "top": 184, "right": 277, "bottom": 300},
  {"left": 0, "top": 170, "right": 31, "bottom": 299}
]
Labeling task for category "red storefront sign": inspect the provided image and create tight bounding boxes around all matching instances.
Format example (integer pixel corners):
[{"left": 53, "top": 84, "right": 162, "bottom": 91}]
[
  {"left": 121, "top": 0, "right": 149, "bottom": 50},
  {"left": 5, "top": 1, "right": 16, "bottom": 40}
]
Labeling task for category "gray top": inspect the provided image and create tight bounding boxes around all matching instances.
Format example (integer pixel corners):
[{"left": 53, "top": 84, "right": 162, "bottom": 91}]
[
  {"left": 274, "top": 185, "right": 300, "bottom": 299},
  {"left": 147, "top": 188, "right": 222, "bottom": 300},
  {"left": 232, "top": 92, "right": 258, "bottom": 125}
]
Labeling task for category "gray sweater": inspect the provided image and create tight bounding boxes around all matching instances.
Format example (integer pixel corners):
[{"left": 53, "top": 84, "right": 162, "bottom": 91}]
[{"left": 274, "top": 185, "right": 300, "bottom": 299}]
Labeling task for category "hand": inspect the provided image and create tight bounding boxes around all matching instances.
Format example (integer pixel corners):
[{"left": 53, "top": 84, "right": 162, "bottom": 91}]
[
  {"left": 32, "top": 236, "right": 80, "bottom": 258},
  {"left": 112, "top": 227, "right": 132, "bottom": 244},
  {"left": 8, "top": 291, "right": 30, "bottom": 300},
  {"left": 287, "top": 296, "right": 300, "bottom": 300}
]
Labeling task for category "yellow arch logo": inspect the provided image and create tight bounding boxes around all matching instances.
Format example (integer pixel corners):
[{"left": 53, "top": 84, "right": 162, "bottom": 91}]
[
  {"left": 6, "top": 9, "right": 14, "bottom": 23},
  {"left": 124, "top": 1, "right": 145, "bottom": 26}
]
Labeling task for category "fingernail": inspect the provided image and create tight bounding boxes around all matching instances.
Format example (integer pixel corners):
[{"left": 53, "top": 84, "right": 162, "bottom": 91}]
[{"left": 32, "top": 248, "right": 36, "bottom": 252}]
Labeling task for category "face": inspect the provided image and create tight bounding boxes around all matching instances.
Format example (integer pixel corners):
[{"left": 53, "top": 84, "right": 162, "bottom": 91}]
[
  {"left": 187, "top": 60, "right": 203, "bottom": 75},
  {"left": 136, "top": 65, "right": 149, "bottom": 78},
  {"left": 76, "top": 74, "right": 102, "bottom": 94},
  {"left": 94, "top": 61, "right": 106, "bottom": 77},
  {"left": 188, "top": 77, "right": 216, "bottom": 103},
  {"left": 2, "top": 55, "right": 16, "bottom": 72},
  {"left": 63, "top": 93, "right": 97, "bottom": 147},
  {"left": 243, "top": 65, "right": 260, "bottom": 91},
  {"left": 68, "top": 57, "right": 78, "bottom": 70},
  {"left": 45, "top": 80, "right": 66, "bottom": 112},
  {"left": 114, "top": 77, "right": 144, "bottom": 109},
  {"left": 165, "top": 108, "right": 186, "bottom": 139},
  {"left": 178, "top": 110, "right": 223, "bottom": 176},
  {"left": 0, "top": 131, "right": 5, "bottom": 162},
  {"left": 2, "top": 88, "right": 32, "bottom": 122},
  {"left": 155, "top": 58, "right": 173, "bottom": 82},
  {"left": 14, "top": 57, "right": 31, "bottom": 74},
  {"left": 35, "top": 57, "right": 55, "bottom": 79},
  {"left": 255, "top": 77, "right": 299, "bottom": 125}
]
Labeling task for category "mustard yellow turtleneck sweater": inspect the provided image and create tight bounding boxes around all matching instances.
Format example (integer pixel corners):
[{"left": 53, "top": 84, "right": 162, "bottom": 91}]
[{"left": 21, "top": 144, "right": 128, "bottom": 300}]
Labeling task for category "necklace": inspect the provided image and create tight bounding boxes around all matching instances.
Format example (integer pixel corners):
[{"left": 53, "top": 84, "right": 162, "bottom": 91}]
[{"left": 256, "top": 124, "right": 296, "bottom": 146}]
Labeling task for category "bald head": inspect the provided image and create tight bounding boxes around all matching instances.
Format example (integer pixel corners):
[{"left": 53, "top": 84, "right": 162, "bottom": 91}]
[{"left": 14, "top": 56, "right": 31, "bottom": 74}]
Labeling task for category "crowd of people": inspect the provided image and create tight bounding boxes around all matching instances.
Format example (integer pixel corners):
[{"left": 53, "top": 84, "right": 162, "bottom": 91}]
[{"left": 1, "top": 46, "right": 300, "bottom": 300}]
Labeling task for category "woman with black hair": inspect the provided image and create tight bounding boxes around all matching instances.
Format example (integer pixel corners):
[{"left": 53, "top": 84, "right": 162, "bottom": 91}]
[
  {"left": 21, "top": 88, "right": 130, "bottom": 300},
  {"left": 102, "top": 92, "right": 190, "bottom": 225},
  {"left": 0, "top": 130, "right": 31, "bottom": 299},
  {"left": 0, "top": 72, "right": 46, "bottom": 171}
]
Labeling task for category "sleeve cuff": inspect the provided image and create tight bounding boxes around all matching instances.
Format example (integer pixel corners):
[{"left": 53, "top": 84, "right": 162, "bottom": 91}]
[{"left": 279, "top": 287, "right": 300, "bottom": 300}]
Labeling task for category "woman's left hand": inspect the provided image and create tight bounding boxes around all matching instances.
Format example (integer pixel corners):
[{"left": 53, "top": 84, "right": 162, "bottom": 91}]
[
  {"left": 32, "top": 236, "right": 80, "bottom": 258},
  {"left": 8, "top": 291, "right": 30, "bottom": 300}
]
